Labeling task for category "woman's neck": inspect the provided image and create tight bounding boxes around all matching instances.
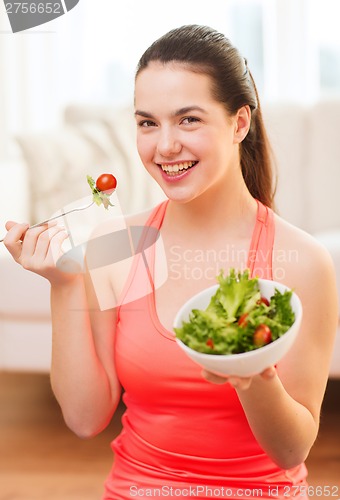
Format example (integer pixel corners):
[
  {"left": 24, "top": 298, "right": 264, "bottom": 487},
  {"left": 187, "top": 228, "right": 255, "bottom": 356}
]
[{"left": 164, "top": 176, "right": 257, "bottom": 241}]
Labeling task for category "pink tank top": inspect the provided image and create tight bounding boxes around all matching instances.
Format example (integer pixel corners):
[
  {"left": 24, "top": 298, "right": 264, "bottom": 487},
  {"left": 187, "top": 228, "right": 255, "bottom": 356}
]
[{"left": 108, "top": 199, "right": 307, "bottom": 497}]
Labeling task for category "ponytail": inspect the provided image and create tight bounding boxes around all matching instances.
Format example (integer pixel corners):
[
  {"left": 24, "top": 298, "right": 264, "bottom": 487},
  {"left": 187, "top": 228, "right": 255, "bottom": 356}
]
[{"left": 240, "top": 73, "right": 276, "bottom": 208}]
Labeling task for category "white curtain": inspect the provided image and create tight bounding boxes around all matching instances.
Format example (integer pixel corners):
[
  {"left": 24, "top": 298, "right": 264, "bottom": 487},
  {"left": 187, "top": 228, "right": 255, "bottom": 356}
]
[
  {"left": 0, "top": 0, "right": 340, "bottom": 162},
  {"left": 0, "top": 2, "right": 87, "bottom": 160}
]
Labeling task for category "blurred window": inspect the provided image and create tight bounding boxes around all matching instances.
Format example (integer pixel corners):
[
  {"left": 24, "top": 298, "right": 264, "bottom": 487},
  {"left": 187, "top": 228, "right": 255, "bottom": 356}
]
[
  {"left": 1, "top": 0, "right": 340, "bottom": 161},
  {"left": 78, "top": 0, "right": 340, "bottom": 105}
]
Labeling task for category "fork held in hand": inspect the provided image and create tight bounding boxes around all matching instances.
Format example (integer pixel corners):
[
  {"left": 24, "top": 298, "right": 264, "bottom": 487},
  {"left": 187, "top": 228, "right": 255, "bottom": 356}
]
[{"left": 0, "top": 201, "right": 95, "bottom": 243}]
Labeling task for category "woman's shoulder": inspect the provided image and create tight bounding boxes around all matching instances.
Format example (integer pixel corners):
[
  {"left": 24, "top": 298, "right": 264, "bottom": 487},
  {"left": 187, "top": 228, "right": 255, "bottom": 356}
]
[
  {"left": 272, "top": 213, "right": 336, "bottom": 288},
  {"left": 273, "top": 213, "right": 330, "bottom": 257}
]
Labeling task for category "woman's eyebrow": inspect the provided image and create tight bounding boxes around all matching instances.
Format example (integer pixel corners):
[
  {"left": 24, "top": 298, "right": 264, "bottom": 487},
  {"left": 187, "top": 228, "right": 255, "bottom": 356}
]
[
  {"left": 134, "top": 106, "right": 207, "bottom": 119},
  {"left": 134, "top": 110, "right": 154, "bottom": 118},
  {"left": 173, "top": 106, "right": 207, "bottom": 116}
]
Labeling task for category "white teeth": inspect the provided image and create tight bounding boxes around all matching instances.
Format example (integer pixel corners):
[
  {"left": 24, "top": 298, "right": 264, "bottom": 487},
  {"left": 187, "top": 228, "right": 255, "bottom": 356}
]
[{"left": 160, "top": 161, "right": 196, "bottom": 173}]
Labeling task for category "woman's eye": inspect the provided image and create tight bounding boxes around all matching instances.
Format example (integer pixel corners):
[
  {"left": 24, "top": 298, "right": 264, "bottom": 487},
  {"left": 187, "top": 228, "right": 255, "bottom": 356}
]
[
  {"left": 139, "top": 120, "right": 156, "bottom": 128},
  {"left": 181, "top": 116, "right": 200, "bottom": 125}
]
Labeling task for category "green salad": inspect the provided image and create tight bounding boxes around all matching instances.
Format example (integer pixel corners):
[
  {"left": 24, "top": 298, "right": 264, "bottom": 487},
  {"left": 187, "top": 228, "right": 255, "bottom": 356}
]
[{"left": 174, "top": 269, "right": 295, "bottom": 355}]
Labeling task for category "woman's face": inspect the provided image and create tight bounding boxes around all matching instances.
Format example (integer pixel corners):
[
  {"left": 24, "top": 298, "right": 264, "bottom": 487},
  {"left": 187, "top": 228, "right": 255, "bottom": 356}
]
[{"left": 134, "top": 62, "right": 245, "bottom": 204}]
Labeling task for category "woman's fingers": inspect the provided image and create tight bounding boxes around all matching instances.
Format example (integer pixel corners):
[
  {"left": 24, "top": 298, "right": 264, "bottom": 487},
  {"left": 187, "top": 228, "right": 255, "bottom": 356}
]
[
  {"left": 3, "top": 221, "right": 58, "bottom": 259},
  {"left": 201, "top": 369, "right": 252, "bottom": 390},
  {"left": 201, "top": 369, "right": 229, "bottom": 385},
  {"left": 19, "top": 222, "right": 57, "bottom": 260},
  {"left": 201, "top": 369, "right": 252, "bottom": 389},
  {"left": 260, "top": 366, "right": 277, "bottom": 380},
  {"left": 5, "top": 220, "right": 19, "bottom": 231},
  {"left": 4, "top": 220, "right": 68, "bottom": 267},
  {"left": 21, "top": 224, "right": 67, "bottom": 269},
  {"left": 44, "top": 226, "right": 70, "bottom": 264},
  {"left": 3, "top": 222, "right": 30, "bottom": 261},
  {"left": 27, "top": 224, "right": 63, "bottom": 260},
  {"left": 4, "top": 220, "right": 77, "bottom": 285},
  {"left": 202, "top": 366, "right": 277, "bottom": 389}
]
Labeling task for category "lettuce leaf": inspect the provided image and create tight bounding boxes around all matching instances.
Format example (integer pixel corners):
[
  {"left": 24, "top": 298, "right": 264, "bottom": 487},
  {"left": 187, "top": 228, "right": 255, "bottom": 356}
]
[
  {"left": 214, "top": 268, "right": 261, "bottom": 322},
  {"left": 87, "top": 175, "right": 114, "bottom": 210}
]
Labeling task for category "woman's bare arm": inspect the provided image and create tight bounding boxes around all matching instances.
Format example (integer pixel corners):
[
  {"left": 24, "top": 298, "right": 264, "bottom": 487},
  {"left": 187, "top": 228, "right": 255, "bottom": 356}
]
[{"left": 3, "top": 221, "right": 122, "bottom": 438}]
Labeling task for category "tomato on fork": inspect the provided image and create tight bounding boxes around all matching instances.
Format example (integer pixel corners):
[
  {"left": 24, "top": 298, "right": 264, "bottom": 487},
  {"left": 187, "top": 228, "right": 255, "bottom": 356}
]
[{"left": 95, "top": 174, "right": 117, "bottom": 194}]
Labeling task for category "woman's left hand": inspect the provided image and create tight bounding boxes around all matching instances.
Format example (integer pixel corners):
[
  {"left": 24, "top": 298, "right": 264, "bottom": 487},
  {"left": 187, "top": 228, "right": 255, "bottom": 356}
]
[{"left": 201, "top": 366, "right": 276, "bottom": 390}]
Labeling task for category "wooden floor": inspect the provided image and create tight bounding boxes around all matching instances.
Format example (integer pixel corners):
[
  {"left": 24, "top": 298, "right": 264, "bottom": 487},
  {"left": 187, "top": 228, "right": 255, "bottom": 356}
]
[{"left": 1, "top": 372, "right": 339, "bottom": 500}]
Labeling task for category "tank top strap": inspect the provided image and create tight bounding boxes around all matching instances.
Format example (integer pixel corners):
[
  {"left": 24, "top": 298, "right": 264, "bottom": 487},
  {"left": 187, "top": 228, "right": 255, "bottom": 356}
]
[
  {"left": 116, "top": 201, "right": 169, "bottom": 314},
  {"left": 247, "top": 200, "right": 275, "bottom": 280},
  {"left": 144, "top": 200, "right": 169, "bottom": 229}
]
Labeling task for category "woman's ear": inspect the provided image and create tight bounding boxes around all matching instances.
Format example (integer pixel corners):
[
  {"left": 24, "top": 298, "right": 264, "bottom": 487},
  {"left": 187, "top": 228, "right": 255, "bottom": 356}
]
[{"left": 233, "top": 105, "right": 251, "bottom": 144}]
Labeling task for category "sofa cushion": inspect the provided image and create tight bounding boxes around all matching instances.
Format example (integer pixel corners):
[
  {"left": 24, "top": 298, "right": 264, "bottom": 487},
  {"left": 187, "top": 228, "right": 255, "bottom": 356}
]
[
  {"left": 306, "top": 100, "right": 340, "bottom": 233},
  {"left": 262, "top": 103, "right": 307, "bottom": 229},
  {"left": 0, "top": 254, "right": 51, "bottom": 319},
  {"left": 314, "top": 230, "right": 340, "bottom": 309}
]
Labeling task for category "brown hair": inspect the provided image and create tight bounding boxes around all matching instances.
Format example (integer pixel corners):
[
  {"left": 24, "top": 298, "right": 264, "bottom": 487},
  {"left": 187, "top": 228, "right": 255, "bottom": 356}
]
[{"left": 136, "top": 25, "right": 276, "bottom": 208}]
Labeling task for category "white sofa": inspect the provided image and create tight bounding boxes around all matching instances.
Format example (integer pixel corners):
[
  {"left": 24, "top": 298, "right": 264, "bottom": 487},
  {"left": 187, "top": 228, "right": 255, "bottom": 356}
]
[{"left": 0, "top": 101, "right": 339, "bottom": 376}]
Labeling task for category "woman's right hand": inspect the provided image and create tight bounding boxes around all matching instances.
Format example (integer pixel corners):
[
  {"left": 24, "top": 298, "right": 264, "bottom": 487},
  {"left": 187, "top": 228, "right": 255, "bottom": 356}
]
[{"left": 3, "top": 220, "right": 75, "bottom": 286}]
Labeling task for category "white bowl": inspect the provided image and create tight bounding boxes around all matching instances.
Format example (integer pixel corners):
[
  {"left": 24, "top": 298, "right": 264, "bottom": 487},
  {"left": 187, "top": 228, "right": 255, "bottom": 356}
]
[{"left": 174, "top": 279, "right": 303, "bottom": 377}]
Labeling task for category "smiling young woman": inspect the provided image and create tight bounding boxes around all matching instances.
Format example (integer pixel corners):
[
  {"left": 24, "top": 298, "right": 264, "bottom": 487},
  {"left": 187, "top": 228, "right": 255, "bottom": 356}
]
[
  {"left": 134, "top": 63, "right": 252, "bottom": 209},
  {"left": 2, "top": 24, "right": 338, "bottom": 500}
]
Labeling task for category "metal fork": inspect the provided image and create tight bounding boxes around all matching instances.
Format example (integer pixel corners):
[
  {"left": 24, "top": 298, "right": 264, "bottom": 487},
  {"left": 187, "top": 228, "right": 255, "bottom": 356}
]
[{"left": 0, "top": 201, "right": 94, "bottom": 243}]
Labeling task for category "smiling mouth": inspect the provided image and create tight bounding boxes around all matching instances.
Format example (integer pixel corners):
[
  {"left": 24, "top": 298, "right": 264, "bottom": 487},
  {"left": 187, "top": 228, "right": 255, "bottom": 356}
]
[{"left": 158, "top": 161, "right": 198, "bottom": 175}]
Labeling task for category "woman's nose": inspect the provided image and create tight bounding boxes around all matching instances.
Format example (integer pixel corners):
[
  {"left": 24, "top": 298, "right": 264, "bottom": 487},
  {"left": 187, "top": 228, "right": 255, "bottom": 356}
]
[{"left": 157, "top": 128, "right": 182, "bottom": 157}]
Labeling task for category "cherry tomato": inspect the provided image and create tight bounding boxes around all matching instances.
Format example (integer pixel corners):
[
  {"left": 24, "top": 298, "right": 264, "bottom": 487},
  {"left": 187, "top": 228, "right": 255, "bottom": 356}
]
[
  {"left": 96, "top": 173, "right": 117, "bottom": 194},
  {"left": 206, "top": 338, "right": 214, "bottom": 349},
  {"left": 253, "top": 324, "right": 272, "bottom": 347},
  {"left": 238, "top": 313, "right": 249, "bottom": 327},
  {"left": 257, "top": 297, "right": 270, "bottom": 306}
]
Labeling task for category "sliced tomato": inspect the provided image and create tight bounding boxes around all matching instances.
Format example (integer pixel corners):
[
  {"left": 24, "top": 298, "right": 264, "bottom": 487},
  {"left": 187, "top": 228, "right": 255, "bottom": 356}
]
[
  {"left": 206, "top": 338, "right": 214, "bottom": 349},
  {"left": 253, "top": 324, "right": 272, "bottom": 347},
  {"left": 96, "top": 173, "right": 117, "bottom": 194},
  {"left": 257, "top": 297, "right": 270, "bottom": 306},
  {"left": 238, "top": 312, "right": 249, "bottom": 327}
]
